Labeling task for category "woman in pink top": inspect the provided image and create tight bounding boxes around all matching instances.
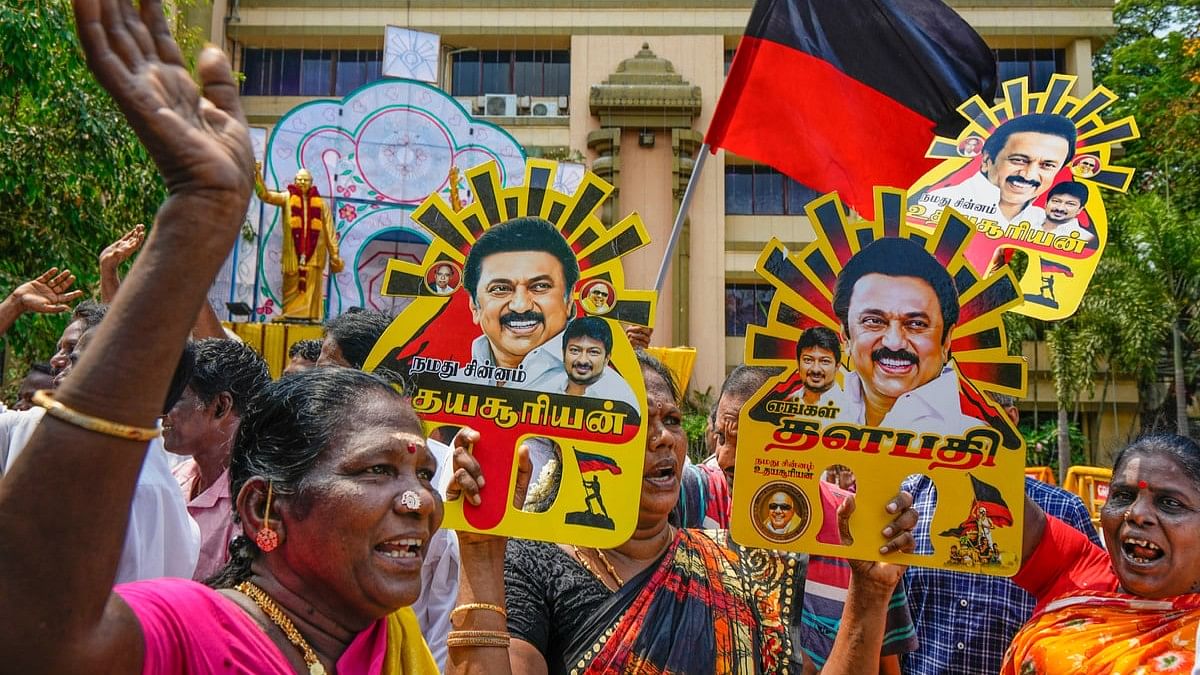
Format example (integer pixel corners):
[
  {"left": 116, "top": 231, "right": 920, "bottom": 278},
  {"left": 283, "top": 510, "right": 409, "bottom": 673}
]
[{"left": 0, "top": 2, "right": 441, "bottom": 672}]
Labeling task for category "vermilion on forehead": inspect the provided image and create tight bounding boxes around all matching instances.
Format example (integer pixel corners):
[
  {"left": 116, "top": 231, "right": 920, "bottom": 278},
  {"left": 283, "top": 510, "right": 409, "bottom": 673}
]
[{"left": 1115, "top": 454, "right": 1200, "bottom": 496}]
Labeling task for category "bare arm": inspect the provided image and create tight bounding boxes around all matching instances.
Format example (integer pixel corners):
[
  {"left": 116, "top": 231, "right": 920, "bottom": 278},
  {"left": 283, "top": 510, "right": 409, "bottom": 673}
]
[
  {"left": 0, "top": 0, "right": 252, "bottom": 671},
  {"left": 445, "top": 430, "right": 543, "bottom": 675},
  {"left": 99, "top": 225, "right": 227, "bottom": 339},
  {"left": 191, "top": 297, "right": 228, "bottom": 340},
  {"left": 1022, "top": 492, "right": 1047, "bottom": 563},
  {"left": 821, "top": 491, "right": 917, "bottom": 675},
  {"left": 0, "top": 268, "right": 84, "bottom": 337},
  {"left": 98, "top": 225, "right": 145, "bottom": 303}
]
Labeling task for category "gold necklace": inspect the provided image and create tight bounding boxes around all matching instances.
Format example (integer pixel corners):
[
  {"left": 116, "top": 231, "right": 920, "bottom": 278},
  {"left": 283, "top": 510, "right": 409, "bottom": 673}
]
[
  {"left": 594, "top": 549, "right": 624, "bottom": 586},
  {"left": 236, "top": 581, "right": 327, "bottom": 675},
  {"left": 572, "top": 545, "right": 624, "bottom": 589}
]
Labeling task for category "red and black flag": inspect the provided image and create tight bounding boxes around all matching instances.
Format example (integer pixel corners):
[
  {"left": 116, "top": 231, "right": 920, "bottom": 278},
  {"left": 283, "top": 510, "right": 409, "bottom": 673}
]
[
  {"left": 939, "top": 474, "right": 1014, "bottom": 537},
  {"left": 1040, "top": 259, "right": 1075, "bottom": 277},
  {"left": 575, "top": 449, "right": 623, "bottom": 475},
  {"left": 706, "top": 0, "right": 997, "bottom": 216}
]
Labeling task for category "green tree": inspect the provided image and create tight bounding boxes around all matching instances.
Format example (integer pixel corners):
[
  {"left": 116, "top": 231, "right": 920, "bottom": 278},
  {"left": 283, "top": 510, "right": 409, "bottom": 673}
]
[
  {"left": 1104, "top": 193, "right": 1200, "bottom": 433},
  {"left": 0, "top": 1, "right": 201, "bottom": 384},
  {"left": 1094, "top": 0, "right": 1200, "bottom": 211},
  {"left": 1046, "top": 0, "right": 1200, "bottom": 448}
]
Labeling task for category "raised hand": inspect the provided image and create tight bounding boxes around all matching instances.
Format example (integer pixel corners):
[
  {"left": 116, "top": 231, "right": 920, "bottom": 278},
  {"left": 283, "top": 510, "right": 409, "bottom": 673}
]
[
  {"left": 842, "top": 490, "right": 918, "bottom": 589},
  {"left": 623, "top": 324, "right": 652, "bottom": 350},
  {"left": 72, "top": 0, "right": 253, "bottom": 222},
  {"left": 99, "top": 224, "right": 146, "bottom": 270},
  {"left": 9, "top": 268, "right": 84, "bottom": 315},
  {"left": 447, "top": 427, "right": 533, "bottom": 511}
]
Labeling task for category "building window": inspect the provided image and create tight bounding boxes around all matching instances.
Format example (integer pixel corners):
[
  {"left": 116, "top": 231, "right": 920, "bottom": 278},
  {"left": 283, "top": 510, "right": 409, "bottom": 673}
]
[
  {"left": 993, "top": 49, "right": 1065, "bottom": 91},
  {"left": 724, "top": 48, "right": 737, "bottom": 76},
  {"left": 241, "top": 48, "right": 383, "bottom": 96},
  {"left": 725, "top": 283, "right": 775, "bottom": 337},
  {"left": 451, "top": 50, "right": 570, "bottom": 97},
  {"left": 725, "top": 166, "right": 822, "bottom": 215}
]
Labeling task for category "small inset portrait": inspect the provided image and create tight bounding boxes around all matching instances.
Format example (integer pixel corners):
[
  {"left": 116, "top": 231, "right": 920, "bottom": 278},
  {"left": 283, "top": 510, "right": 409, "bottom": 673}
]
[
  {"left": 579, "top": 279, "right": 616, "bottom": 315},
  {"left": 1071, "top": 154, "right": 1100, "bottom": 178},
  {"left": 956, "top": 135, "right": 984, "bottom": 157},
  {"left": 425, "top": 261, "right": 461, "bottom": 296},
  {"left": 751, "top": 481, "right": 811, "bottom": 543}
]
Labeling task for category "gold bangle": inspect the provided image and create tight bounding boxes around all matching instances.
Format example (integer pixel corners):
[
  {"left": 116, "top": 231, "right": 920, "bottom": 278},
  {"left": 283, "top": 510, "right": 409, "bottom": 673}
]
[
  {"left": 446, "top": 630, "right": 511, "bottom": 649},
  {"left": 447, "top": 636, "right": 510, "bottom": 648},
  {"left": 450, "top": 603, "right": 507, "bottom": 622},
  {"left": 32, "top": 390, "right": 160, "bottom": 442}
]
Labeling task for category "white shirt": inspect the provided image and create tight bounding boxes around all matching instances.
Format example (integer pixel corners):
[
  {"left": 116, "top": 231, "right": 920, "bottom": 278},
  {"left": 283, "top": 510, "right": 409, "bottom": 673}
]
[
  {"left": 788, "top": 382, "right": 846, "bottom": 412},
  {"left": 450, "top": 331, "right": 566, "bottom": 391},
  {"left": 836, "top": 364, "right": 987, "bottom": 436},
  {"left": 414, "top": 438, "right": 461, "bottom": 672},
  {"left": 0, "top": 408, "right": 200, "bottom": 582},
  {"left": 920, "top": 171, "right": 1046, "bottom": 229},
  {"left": 1033, "top": 215, "right": 1095, "bottom": 242},
  {"left": 546, "top": 365, "right": 639, "bottom": 411}
]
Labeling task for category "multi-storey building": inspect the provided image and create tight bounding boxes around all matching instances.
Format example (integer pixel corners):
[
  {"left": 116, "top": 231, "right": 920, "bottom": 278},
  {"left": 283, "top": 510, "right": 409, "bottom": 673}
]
[{"left": 192, "top": 0, "right": 1137, "bottom": 460}]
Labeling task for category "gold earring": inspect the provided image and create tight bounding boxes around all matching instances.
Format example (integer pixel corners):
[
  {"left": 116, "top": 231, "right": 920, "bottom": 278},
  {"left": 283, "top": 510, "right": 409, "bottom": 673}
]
[{"left": 255, "top": 481, "right": 279, "bottom": 552}]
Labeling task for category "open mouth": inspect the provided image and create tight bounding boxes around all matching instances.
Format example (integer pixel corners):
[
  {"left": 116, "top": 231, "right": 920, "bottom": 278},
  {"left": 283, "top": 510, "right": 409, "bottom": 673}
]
[
  {"left": 501, "top": 312, "right": 544, "bottom": 337},
  {"left": 873, "top": 349, "right": 918, "bottom": 375},
  {"left": 644, "top": 460, "right": 678, "bottom": 489},
  {"left": 1005, "top": 176, "right": 1040, "bottom": 195},
  {"left": 375, "top": 537, "right": 423, "bottom": 560},
  {"left": 1121, "top": 536, "right": 1164, "bottom": 565}
]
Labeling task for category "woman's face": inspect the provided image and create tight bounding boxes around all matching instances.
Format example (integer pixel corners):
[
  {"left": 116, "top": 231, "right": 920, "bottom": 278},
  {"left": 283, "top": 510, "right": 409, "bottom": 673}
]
[
  {"left": 277, "top": 392, "right": 443, "bottom": 624},
  {"left": 637, "top": 367, "right": 687, "bottom": 527},
  {"left": 1101, "top": 451, "right": 1200, "bottom": 599}
]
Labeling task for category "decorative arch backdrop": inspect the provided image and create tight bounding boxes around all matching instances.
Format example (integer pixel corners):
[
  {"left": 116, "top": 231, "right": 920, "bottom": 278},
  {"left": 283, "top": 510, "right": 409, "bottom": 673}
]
[{"left": 207, "top": 78, "right": 527, "bottom": 321}]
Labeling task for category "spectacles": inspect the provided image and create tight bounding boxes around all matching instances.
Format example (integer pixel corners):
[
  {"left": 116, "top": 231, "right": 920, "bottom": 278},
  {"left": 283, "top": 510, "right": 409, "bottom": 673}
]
[{"left": 767, "top": 503, "right": 792, "bottom": 511}]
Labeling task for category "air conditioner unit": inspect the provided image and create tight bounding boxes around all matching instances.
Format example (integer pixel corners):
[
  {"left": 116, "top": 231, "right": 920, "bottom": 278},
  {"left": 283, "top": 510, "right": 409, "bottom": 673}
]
[
  {"left": 483, "top": 94, "right": 517, "bottom": 116},
  {"left": 530, "top": 101, "right": 559, "bottom": 117}
]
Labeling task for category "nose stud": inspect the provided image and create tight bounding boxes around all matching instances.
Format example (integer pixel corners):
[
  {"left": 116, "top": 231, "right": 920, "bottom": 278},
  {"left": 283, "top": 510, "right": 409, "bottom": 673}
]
[{"left": 400, "top": 490, "right": 422, "bottom": 510}]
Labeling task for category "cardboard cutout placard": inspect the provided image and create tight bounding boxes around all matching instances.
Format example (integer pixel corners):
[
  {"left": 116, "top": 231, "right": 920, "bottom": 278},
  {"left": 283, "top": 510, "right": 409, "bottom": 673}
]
[
  {"left": 364, "top": 159, "right": 658, "bottom": 546},
  {"left": 731, "top": 188, "right": 1028, "bottom": 575},
  {"left": 906, "top": 75, "right": 1138, "bottom": 320}
]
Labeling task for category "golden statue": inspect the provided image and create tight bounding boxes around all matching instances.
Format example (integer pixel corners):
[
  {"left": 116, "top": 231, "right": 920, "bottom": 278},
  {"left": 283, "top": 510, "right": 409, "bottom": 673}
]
[{"left": 255, "top": 163, "right": 345, "bottom": 322}]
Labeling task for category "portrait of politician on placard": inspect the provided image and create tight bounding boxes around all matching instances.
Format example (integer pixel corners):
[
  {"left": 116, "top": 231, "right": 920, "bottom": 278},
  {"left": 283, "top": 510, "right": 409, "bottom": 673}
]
[
  {"left": 730, "top": 186, "right": 1030, "bottom": 575},
  {"left": 905, "top": 75, "right": 1138, "bottom": 321},
  {"left": 365, "top": 159, "right": 658, "bottom": 546}
]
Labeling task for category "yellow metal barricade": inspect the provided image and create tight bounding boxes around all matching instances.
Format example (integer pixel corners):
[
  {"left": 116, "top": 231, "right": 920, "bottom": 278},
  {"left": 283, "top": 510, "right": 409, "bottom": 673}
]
[
  {"left": 1063, "top": 465, "right": 1113, "bottom": 529},
  {"left": 1025, "top": 466, "right": 1056, "bottom": 485}
]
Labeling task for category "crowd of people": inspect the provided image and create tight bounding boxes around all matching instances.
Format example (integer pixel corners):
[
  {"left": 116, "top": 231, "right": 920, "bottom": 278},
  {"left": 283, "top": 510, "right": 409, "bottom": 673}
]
[{"left": 0, "top": 2, "right": 1198, "bottom": 673}]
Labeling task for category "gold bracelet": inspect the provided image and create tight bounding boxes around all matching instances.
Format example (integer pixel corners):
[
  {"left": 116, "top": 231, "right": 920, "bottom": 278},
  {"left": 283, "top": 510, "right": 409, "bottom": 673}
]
[
  {"left": 450, "top": 603, "right": 507, "bottom": 622},
  {"left": 446, "top": 630, "right": 511, "bottom": 649},
  {"left": 32, "top": 390, "right": 160, "bottom": 442}
]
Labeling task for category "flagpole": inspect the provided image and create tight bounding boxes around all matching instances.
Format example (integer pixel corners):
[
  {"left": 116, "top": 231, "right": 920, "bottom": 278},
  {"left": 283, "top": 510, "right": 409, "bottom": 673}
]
[{"left": 654, "top": 143, "right": 710, "bottom": 293}]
